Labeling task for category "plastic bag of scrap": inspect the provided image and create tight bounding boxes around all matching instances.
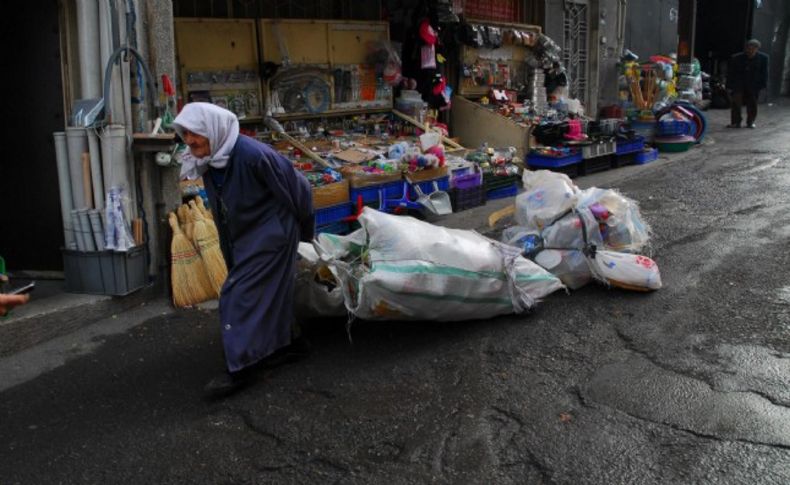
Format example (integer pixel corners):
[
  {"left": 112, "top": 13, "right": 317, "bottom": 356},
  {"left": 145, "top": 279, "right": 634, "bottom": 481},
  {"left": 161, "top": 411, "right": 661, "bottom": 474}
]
[
  {"left": 534, "top": 249, "right": 592, "bottom": 290},
  {"left": 314, "top": 208, "right": 564, "bottom": 322},
  {"left": 516, "top": 170, "right": 579, "bottom": 231},
  {"left": 575, "top": 188, "right": 650, "bottom": 253},
  {"left": 294, "top": 242, "right": 346, "bottom": 319},
  {"left": 541, "top": 207, "right": 604, "bottom": 251},
  {"left": 587, "top": 250, "right": 662, "bottom": 291}
]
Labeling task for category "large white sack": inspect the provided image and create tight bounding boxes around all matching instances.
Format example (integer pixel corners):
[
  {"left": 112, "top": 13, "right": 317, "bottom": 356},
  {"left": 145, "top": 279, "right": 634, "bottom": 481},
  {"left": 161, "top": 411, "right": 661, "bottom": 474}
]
[
  {"left": 294, "top": 242, "right": 346, "bottom": 319},
  {"left": 515, "top": 170, "right": 579, "bottom": 231},
  {"left": 315, "top": 208, "right": 564, "bottom": 321}
]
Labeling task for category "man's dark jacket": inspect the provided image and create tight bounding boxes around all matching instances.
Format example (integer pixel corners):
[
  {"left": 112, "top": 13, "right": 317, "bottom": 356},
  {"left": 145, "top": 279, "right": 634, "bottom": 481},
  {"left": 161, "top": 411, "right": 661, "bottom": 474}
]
[{"left": 727, "top": 52, "right": 769, "bottom": 93}]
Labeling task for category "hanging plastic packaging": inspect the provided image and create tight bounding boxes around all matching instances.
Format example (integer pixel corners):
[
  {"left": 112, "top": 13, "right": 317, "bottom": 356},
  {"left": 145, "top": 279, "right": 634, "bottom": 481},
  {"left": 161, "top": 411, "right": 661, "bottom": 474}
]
[{"left": 104, "top": 186, "right": 136, "bottom": 251}]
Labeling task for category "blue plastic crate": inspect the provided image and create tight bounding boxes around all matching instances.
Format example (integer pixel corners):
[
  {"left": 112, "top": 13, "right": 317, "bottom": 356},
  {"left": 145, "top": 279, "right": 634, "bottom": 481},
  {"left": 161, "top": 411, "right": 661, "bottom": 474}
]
[
  {"left": 316, "top": 221, "right": 351, "bottom": 235},
  {"left": 315, "top": 202, "right": 353, "bottom": 226},
  {"left": 407, "top": 176, "right": 450, "bottom": 199},
  {"left": 615, "top": 136, "right": 645, "bottom": 155},
  {"left": 527, "top": 152, "right": 583, "bottom": 168},
  {"left": 657, "top": 120, "right": 693, "bottom": 137},
  {"left": 486, "top": 183, "right": 519, "bottom": 200},
  {"left": 634, "top": 148, "right": 659, "bottom": 165},
  {"left": 349, "top": 181, "right": 404, "bottom": 205}
]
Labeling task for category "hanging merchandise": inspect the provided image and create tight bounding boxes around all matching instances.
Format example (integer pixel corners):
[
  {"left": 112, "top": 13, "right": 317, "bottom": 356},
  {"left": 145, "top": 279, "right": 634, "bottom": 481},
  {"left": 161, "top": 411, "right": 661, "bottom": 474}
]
[
  {"left": 419, "top": 19, "right": 438, "bottom": 45},
  {"left": 104, "top": 186, "right": 136, "bottom": 251},
  {"left": 421, "top": 45, "right": 437, "bottom": 69}
]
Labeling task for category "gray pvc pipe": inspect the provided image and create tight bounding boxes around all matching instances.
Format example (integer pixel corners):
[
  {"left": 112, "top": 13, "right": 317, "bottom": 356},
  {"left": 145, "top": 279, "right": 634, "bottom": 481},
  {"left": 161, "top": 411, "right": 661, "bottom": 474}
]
[
  {"left": 75, "top": 0, "right": 101, "bottom": 99},
  {"left": 78, "top": 209, "right": 96, "bottom": 251},
  {"left": 89, "top": 209, "right": 106, "bottom": 251},
  {"left": 71, "top": 210, "right": 87, "bottom": 251},
  {"left": 65, "top": 127, "right": 88, "bottom": 209},
  {"left": 54, "top": 132, "right": 76, "bottom": 249},
  {"left": 100, "top": 124, "right": 129, "bottom": 189},
  {"left": 87, "top": 130, "right": 104, "bottom": 209},
  {"left": 98, "top": 0, "right": 112, "bottom": 84}
]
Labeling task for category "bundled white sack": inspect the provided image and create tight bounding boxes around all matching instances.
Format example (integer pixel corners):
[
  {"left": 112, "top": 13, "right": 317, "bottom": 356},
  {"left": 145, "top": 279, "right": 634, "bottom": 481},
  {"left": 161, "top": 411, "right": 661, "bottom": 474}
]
[
  {"left": 294, "top": 242, "right": 346, "bottom": 319},
  {"left": 315, "top": 208, "right": 564, "bottom": 321},
  {"left": 587, "top": 250, "right": 662, "bottom": 291},
  {"left": 516, "top": 170, "right": 579, "bottom": 231}
]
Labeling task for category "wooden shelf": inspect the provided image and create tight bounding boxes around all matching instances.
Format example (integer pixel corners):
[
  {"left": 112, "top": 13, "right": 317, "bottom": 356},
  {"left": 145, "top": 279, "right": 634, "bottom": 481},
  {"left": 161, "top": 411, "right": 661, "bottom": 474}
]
[
  {"left": 132, "top": 133, "right": 177, "bottom": 152},
  {"left": 272, "top": 106, "right": 391, "bottom": 121}
]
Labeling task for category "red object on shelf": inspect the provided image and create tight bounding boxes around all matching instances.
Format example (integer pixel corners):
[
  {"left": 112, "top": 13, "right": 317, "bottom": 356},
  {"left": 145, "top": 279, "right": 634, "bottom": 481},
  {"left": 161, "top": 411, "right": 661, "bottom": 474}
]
[{"left": 161, "top": 74, "right": 175, "bottom": 97}]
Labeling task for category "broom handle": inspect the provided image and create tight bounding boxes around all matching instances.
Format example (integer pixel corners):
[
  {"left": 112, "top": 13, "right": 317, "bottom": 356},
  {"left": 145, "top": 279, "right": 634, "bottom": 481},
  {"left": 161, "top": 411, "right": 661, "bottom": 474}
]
[
  {"left": 392, "top": 110, "right": 464, "bottom": 150},
  {"left": 81, "top": 153, "right": 94, "bottom": 209}
]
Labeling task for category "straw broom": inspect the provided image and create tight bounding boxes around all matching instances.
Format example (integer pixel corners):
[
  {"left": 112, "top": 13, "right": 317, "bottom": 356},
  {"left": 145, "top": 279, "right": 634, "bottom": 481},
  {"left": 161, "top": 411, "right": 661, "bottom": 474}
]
[
  {"left": 194, "top": 196, "right": 214, "bottom": 221},
  {"left": 168, "top": 212, "right": 216, "bottom": 307},
  {"left": 189, "top": 201, "right": 227, "bottom": 295},
  {"left": 193, "top": 197, "right": 219, "bottom": 240},
  {"left": 181, "top": 204, "right": 195, "bottom": 242}
]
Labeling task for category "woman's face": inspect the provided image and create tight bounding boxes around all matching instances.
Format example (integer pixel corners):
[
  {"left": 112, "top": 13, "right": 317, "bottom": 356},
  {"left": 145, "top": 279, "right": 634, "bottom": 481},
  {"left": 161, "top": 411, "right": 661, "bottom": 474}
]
[{"left": 182, "top": 130, "right": 211, "bottom": 158}]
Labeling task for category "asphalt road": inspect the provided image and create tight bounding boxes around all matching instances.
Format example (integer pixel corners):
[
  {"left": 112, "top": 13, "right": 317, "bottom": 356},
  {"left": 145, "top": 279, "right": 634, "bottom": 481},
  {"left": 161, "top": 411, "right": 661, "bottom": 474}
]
[{"left": 1, "top": 105, "right": 789, "bottom": 484}]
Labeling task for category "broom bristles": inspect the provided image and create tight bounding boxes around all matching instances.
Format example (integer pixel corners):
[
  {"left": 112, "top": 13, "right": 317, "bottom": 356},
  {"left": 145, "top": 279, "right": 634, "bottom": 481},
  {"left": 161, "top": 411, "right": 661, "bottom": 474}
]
[
  {"left": 195, "top": 196, "right": 214, "bottom": 221},
  {"left": 189, "top": 201, "right": 228, "bottom": 294},
  {"left": 193, "top": 197, "right": 219, "bottom": 239},
  {"left": 181, "top": 204, "right": 195, "bottom": 242},
  {"left": 168, "top": 212, "right": 217, "bottom": 307}
]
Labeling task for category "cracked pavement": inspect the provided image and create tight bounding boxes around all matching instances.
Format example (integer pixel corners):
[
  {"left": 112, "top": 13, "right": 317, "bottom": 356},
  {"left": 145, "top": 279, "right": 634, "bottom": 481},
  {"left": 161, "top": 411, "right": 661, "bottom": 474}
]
[{"left": 2, "top": 105, "right": 790, "bottom": 484}]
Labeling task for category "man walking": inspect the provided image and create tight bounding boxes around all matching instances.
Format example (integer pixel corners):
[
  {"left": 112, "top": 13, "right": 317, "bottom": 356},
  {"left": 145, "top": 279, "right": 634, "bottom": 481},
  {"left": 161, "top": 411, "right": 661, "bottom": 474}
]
[{"left": 726, "top": 39, "right": 769, "bottom": 129}]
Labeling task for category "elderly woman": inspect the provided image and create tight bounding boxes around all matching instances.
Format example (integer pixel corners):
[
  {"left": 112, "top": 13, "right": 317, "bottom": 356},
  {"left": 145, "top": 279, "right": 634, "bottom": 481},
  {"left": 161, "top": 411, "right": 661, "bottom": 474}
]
[{"left": 173, "top": 103, "right": 314, "bottom": 398}]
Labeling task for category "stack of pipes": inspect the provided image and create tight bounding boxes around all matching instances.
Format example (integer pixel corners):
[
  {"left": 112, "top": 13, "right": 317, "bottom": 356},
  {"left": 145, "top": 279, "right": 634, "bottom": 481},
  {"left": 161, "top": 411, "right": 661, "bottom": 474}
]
[{"left": 55, "top": 0, "right": 143, "bottom": 253}]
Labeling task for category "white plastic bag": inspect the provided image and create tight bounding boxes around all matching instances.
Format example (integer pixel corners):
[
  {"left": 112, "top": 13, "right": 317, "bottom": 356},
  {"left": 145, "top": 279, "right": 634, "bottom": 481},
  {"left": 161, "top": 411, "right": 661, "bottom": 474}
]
[
  {"left": 315, "top": 208, "right": 564, "bottom": 321},
  {"left": 587, "top": 250, "right": 662, "bottom": 291},
  {"left": 534, "top": 249, "right": 592, "bottom": 290},
  {"left": 575, "top": 188, "right": 650, "bottom": 253},
  {"left": 294, "top": 243, "right": 346, "bottom": 318},
  {"left": 516, "top": 170, "right": 579, "bottom": 231}
]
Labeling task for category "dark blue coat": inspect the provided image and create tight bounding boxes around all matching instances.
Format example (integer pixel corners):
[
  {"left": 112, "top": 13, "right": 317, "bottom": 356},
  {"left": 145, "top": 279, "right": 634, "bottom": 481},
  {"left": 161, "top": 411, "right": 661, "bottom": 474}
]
[
  {"left": 727, "top": 52, "right": 769, "bottom": 93},
  {"left": 203, "top": 135, "right": 314, "bottom": 372}
]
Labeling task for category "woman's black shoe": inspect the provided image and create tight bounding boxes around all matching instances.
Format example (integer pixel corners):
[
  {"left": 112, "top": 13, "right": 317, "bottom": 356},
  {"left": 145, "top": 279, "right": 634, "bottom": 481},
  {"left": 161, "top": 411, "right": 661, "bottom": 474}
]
[{"left": 203, "top": 371, "right": 250, "bottom": 400}]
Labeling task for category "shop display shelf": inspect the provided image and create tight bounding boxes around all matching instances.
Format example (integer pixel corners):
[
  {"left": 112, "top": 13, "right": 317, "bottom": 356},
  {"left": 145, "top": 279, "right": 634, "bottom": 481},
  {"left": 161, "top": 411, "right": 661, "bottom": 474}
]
[
  {"left": 615, "top": 136, "right": 646, "bottom": 155},
  {"left": 315, "top": 202, "right": 354, "bottom": 226},
  {"left": 450, "top": 185, "right": 486, "bottom": 212},
  {"left": 486, "top": 183, "right": 519, "bottom": 200}
]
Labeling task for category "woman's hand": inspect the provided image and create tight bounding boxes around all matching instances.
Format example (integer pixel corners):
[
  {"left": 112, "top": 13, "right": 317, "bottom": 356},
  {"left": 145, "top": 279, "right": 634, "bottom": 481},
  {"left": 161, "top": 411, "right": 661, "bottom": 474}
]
[{"left": 0, "top": 293, "right": 30, "bottom": 316}]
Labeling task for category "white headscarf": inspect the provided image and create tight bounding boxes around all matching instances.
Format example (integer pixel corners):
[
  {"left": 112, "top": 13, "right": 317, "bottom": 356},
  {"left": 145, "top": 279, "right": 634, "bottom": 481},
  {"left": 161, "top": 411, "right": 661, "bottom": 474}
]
[{"left": 173, "top": 102, "right": 240, "bottom": 180}]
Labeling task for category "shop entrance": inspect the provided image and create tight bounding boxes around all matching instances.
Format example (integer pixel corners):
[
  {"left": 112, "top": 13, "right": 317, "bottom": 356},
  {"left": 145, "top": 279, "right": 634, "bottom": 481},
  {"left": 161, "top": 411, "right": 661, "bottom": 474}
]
[{"left": 0, "top": 1, "right": 66, "bottom": 272}]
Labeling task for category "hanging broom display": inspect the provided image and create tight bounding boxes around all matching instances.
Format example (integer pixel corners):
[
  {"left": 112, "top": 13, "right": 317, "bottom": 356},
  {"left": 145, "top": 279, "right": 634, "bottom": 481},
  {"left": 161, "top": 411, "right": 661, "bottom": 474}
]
[
  {"left": 189, "top": 200, "right": 228, "bottom": 294},
  {"left": 168, "top": 212, "right": 216, "bottom": 307}
]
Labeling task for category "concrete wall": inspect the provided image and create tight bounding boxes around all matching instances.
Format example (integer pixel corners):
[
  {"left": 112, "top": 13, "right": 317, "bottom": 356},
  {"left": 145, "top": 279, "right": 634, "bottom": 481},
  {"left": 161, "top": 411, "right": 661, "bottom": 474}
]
[
  {"left": 624, "top": 0, "right": 679, "bottom": 59},
  {"left": 751, "top": 0, "right": 789, "bottom": 98}
]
